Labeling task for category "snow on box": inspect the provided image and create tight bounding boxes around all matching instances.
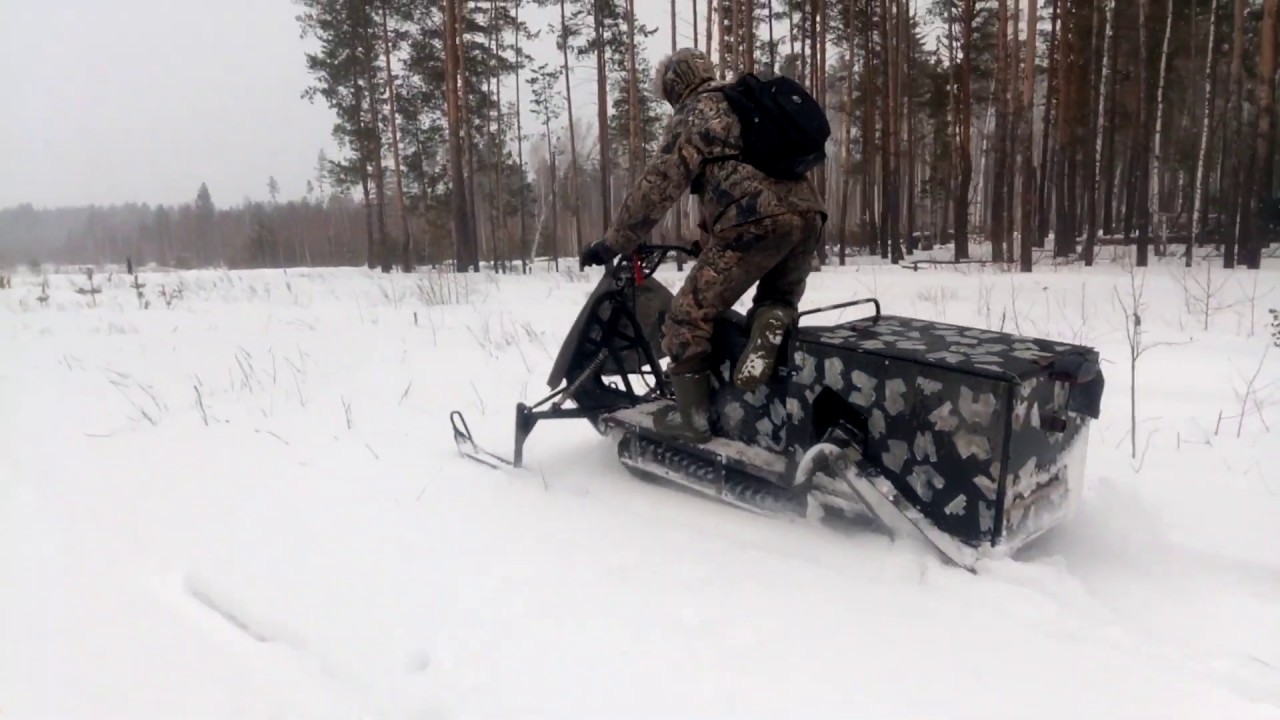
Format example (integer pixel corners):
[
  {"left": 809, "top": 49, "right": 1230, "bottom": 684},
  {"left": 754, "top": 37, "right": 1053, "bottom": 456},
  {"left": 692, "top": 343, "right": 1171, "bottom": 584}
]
[{"left": 2, "top": 251, "right": 1279, "bottom": 718}]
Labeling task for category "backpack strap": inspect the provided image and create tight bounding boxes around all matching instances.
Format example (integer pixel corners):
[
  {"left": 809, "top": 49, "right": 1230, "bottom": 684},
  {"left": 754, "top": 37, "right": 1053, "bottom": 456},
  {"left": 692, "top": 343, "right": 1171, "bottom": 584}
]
[{"left": 685, "top": 81, "right": 752, "bottom": 194}]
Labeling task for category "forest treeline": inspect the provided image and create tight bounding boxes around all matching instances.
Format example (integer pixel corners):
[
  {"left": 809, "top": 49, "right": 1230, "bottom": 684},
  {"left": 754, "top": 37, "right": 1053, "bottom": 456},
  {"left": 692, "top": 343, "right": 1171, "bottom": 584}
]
[{"left": 2, "top": 0, "right": 1277, "bottom": 272}]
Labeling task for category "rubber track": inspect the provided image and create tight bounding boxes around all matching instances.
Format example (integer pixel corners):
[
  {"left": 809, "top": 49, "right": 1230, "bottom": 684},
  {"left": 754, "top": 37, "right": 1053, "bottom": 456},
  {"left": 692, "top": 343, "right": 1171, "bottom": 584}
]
[{"left": 617, "top": 434, "right": 808, "bottom": 517}]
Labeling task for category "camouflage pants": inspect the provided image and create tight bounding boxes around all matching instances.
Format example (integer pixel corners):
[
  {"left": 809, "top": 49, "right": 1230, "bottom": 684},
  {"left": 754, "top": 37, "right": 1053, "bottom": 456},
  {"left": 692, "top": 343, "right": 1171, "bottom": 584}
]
[{"left": 662, "top": 211, "right": 824, "bottom": 373}]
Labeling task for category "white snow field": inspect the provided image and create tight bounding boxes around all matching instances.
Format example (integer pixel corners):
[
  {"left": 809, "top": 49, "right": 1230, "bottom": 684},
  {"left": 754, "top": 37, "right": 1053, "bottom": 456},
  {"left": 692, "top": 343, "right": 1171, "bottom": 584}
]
[{"left": 2, "top": 250, "right": 1279, "bottom": 718}]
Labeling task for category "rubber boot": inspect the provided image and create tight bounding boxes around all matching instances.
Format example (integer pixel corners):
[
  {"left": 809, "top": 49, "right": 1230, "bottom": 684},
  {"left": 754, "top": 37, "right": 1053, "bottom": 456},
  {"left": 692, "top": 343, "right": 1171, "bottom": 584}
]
[
  {"left": 734, "top": 306, "right": 795, "bottom": 391},
  {"left": 652, "top": 371, "right": 713, "bottom": 444}
]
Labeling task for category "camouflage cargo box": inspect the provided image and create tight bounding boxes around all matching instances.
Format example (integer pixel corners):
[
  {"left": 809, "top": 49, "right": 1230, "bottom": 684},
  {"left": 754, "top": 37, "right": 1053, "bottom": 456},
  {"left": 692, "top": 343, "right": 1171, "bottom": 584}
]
[{"left": 709, "top": 312, "right": 1104, "bottom": 551}]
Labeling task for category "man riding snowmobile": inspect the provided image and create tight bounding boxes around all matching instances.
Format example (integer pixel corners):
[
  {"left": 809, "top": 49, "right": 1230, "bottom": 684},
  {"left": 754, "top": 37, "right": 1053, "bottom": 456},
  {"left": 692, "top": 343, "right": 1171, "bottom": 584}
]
[{"left": 579, "top": 47, "right": 828, "bottom": 446}]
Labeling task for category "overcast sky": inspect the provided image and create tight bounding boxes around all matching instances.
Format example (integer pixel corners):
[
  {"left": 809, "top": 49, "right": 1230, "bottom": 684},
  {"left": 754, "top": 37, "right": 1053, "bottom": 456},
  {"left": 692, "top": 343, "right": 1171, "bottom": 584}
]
[{"left": 1, "top": 0, "right": 691, "bottom": 211}]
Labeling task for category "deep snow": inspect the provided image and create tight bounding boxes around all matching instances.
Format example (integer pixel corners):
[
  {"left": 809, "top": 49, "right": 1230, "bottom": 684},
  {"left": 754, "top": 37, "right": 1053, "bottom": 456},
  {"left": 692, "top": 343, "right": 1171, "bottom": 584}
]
[{"left": 2, "top": 250, "right": 1279, "bottom": 718}]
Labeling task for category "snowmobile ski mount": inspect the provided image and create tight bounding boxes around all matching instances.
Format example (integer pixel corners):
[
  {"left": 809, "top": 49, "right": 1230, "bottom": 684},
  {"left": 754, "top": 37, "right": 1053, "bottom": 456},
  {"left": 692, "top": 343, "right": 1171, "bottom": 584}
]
[{"left": 450, "top": 243, "right": 1105, "bottom": 573}]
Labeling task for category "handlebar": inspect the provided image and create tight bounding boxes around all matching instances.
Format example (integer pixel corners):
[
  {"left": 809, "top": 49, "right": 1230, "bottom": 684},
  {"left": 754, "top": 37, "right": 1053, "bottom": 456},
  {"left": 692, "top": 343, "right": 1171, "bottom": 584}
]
[
  {"left": 630, "top": 243, "right": 699, "bottom": 264},
  {"left": 605, "top": 243, "right": 700, "bottom": 287}
]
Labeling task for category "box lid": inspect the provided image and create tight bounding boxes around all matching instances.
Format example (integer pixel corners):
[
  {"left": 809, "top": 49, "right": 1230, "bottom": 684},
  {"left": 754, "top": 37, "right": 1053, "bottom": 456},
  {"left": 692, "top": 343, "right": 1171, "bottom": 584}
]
[{"left": 798, "top": 315, "right": 1086, "bottom": 381}]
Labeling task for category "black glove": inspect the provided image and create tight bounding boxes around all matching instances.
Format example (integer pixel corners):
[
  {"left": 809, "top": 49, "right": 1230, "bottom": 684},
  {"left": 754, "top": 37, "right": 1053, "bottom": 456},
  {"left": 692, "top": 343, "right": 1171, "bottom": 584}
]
[{"left": 579, "top": 240, "right": 619, "bottom": 270}]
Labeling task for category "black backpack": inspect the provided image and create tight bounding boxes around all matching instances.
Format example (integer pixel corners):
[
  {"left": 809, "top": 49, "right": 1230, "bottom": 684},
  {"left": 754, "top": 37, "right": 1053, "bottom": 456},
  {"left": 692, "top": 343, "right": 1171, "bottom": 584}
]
[{"left": 715, "top": 73, "right": 830, "bottom": 181}]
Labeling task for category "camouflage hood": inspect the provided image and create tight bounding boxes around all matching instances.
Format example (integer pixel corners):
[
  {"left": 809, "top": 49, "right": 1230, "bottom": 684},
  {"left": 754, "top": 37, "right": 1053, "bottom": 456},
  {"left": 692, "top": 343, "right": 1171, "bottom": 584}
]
[{"left": 653, "top": 48, "right": 717, "bottom": 106}]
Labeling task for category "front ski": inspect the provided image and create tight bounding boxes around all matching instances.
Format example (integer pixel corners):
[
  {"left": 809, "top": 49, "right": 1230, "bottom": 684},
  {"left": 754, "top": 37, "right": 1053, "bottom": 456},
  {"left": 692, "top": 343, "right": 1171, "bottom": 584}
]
[
  {"left": 832, "top": 449, "right": 981, "bottom": 573},
  {"left": 450, "top": 411, "right": 520, "bottom": 470}
]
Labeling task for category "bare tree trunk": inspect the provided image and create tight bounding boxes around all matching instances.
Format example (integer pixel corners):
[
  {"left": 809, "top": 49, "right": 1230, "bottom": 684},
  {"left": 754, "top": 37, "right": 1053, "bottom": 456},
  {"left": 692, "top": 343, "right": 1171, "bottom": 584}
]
[
  {"left": 515, "top": 3, "right": 529, "bottom": 272},
  {"left": 1182, "top": 4, "right": 1199, "bottom": 235},
  {"left": 546, "top": 119, "right": 561, "bottom": 267},
  {"left": 906, "top": 2, "right": 917, "bottom": 255},
  {"left": 1054, "top": 0, "right": 1078, "bottom": 260},
  {"left": 706, "top": 0, "right": 714, "bottom": 58},
  {"left": 1150, "top": 0, "right": 1174, "bottom": 257},
  {"left": 460, "top": 15, "right": 481, "bottom": 269},
  {"left": 1190, "top": 0, "right": 1220, "bottom": 267},
  {"left": 837, "top": 0, "right": 855, "bottom": 265},
  {"left": 628, "top": 0, "right": 641, "bottom": 183},
  {"left": 1242, "top": 0, "right": 1278, "bottom": 270},
  {"left": 491, "top": 0, "right": 506, "bottom": 272},
  {"left": 379, "top": 1, "right": 412, "bottom": 272},
  {"left": 1088, "top": 0, "right": 1114, "bottom": 267},
  {"left": 673, "top": 0, "right": 679, "bottom": 54},
  {"left": 1019, "top": 0, "right": 1038, "bottom": 272},
  {"left": 817, "top": 0, "right": 829, "bottom": 266},
  {"left": 559, "top": 0, "right": 586, "bottom": 253},
  {"left": 692, "top": 0, "right": 699, "bottom": 49},
  {"left": 1004, "top": 0, "right": 1019, "bottom": 262},
  {"left": 954, "top": 0, "right": 974, "bottom": 260},
  {"left": 863, "top": 0, "right": 878, "bottom": 255},
  {"left": 673, "top": 0, "right": 686, "bottom": 271},
  {"left": 480, "top": 25, "right": 494, "bottom": 271},
  {"left": 990, "top": 0, "right": 1010, "bottom": 263},
  {"left": 788, "top": 0, "right": 795, "bottom": 61},
  {"left": 878, "top": 0, "right": 892, "bottom": 259},
  {"left": 975, "top": 73, "right": 995, "bottom": 233},
  {"left": 443, "top": 0, "right": 476, "bottom": 271},
  {"left": 361, "top": 16, "right": 390, "bottom": 272},
  {"left": 353, "top": 77, "right": 374, "bottom": 269},
  {"left": 720, "top": 0, "right": 730, "bottom": 78},
  {"left": 1262, "top": 16, "right": 1279, "bottom": 201},
  {"left": 730, "top": 0, "right": 740, "bottom": 73},
  {"left": 1225, "top": 0, "right": 1245, "bottom": 268},
  {"left": 767, "top": 0, "right": 776, "bottom": 72},
  {"left": 407, "top": 126, "right": 431, "bottom": 260},
  {"left": 1083, "top": 0, "right": 1100, "bottom": 248},
  {"left": 1037, "top": 0, "right": 1060, "bottom": 247},
  {"left": 941, "top": 0, "right": 957, "bottom": 252},
  {"left": 454, "top": 0, "right": 479, "bottom": 270},
  {"left": 1135, "top": 0, "right": 1152, "bottom": 266},
  {"left": 594, "top": 3, "right": 612, "bottom": 232},
  {"left": 1102, "top": 33, "right": 1118, "bottom": 234}
]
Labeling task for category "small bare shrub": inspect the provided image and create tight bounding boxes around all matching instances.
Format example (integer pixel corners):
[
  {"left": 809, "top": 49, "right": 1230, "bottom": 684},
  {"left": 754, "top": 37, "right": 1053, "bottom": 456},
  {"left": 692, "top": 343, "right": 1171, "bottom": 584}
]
[
  {"left": 131, "top": 269, "right": 148, "bottom": 309},
  {"left": 1215, "top": 346, "right": 1272, "bottom": 438},
  {"left": 1236, "top": 271, "right": 1273, "bottom": 337},
  {"left": 1113, "top": 265, "right": 1188, "bottom": 460},
  {"left": 157, "top": 284, "right": 183, "bottom": 309},
  {"left": 1173, "top": 258, "right": 1238, "bottom": 331},
  {"left": 976, "top": 275, "right": 994, "bottom": 327},
  {"left": 74, "top": 267, "right": 101, "bottom": 306}
]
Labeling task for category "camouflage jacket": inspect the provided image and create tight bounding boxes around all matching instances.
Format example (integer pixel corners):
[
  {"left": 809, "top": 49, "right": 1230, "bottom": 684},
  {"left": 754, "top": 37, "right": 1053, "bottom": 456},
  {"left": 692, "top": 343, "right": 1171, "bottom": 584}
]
[{"left": 602, "top": 52, "right": 827, "bottom": 256}]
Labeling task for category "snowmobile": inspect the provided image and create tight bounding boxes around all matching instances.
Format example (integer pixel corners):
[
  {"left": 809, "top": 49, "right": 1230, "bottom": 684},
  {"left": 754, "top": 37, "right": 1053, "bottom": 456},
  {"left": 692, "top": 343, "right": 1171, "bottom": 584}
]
[{"left": 451, "top": 244, "right": 1105, "bottom": 571}]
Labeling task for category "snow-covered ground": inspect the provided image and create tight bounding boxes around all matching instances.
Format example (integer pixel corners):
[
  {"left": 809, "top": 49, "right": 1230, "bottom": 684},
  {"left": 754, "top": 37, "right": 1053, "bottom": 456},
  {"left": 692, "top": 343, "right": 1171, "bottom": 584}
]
[{"left": 3, "top": 249, "right": 1279, "bottom": 718}]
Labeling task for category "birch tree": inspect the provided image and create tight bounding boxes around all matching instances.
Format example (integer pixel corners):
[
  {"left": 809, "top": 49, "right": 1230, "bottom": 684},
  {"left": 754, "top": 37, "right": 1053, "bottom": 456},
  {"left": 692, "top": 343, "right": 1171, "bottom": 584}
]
[
  {"left": 1149, "top": 0, "right": 1174, "bottom": 258},
  {"left": 1190, "top": 0, "right": 1220, "bottom": 268}
]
